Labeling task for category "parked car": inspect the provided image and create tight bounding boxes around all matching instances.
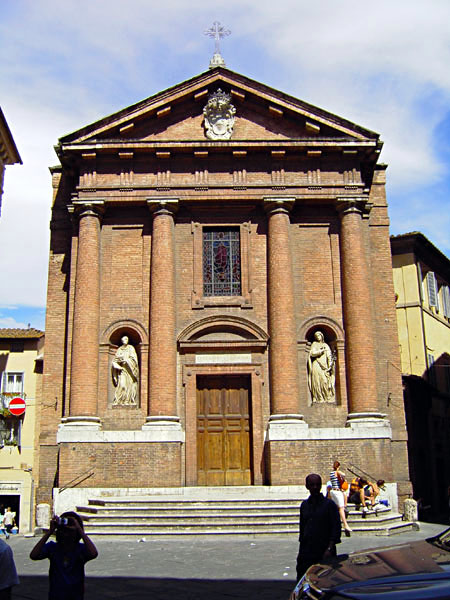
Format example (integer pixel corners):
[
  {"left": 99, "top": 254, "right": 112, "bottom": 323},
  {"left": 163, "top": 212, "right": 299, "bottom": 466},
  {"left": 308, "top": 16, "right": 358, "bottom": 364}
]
[{"left": 290, "top": 527, "right": 450, "bottom": 599}]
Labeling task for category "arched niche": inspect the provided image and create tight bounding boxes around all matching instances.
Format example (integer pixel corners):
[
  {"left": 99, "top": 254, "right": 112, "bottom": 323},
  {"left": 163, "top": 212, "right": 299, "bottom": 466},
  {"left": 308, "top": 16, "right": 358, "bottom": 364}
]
[
  {"left": 101, "top": 319, "right": 148, "bottom": 347},
  {"left": 298, "top": 316, "right": 346, "bottom": 407},
  {"left": 99, "top": 320, "right": 148, "bottom": 412}
]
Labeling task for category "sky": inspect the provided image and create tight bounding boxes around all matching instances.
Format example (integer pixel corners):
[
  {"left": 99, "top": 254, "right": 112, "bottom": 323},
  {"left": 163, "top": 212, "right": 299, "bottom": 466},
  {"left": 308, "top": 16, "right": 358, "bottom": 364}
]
[{"left": 1, "top": 0, "right": 450, "bottom": 331}]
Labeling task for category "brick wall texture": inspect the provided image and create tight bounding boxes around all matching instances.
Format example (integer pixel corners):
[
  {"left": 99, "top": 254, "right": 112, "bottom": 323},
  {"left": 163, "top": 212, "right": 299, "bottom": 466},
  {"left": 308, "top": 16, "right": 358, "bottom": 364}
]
[{"left": 37, "top": 69, "right": 411, "bottom": 506}]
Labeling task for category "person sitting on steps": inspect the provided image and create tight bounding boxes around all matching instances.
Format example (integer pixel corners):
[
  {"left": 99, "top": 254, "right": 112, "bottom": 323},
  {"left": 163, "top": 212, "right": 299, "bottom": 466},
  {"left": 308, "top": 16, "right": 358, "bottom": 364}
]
[
  {"left": 364, "top": 479, "right": 385, "bottom": 509},
  {"left": 349, "top": 477, "right": 369, "bottom": 517}
]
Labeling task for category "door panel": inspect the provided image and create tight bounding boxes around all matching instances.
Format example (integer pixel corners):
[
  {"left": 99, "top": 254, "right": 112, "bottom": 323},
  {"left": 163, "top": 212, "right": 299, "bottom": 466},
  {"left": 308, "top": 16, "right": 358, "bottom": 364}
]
[{"left": 197, "top": 375, "right": 251, "bottom": 486}]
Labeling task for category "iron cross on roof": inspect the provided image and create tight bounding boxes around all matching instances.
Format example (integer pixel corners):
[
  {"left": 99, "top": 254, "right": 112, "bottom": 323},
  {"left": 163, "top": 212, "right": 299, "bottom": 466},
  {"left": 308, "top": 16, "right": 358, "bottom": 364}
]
[{"left": 204, "top": 21, "right": 231, "bottom": 68}]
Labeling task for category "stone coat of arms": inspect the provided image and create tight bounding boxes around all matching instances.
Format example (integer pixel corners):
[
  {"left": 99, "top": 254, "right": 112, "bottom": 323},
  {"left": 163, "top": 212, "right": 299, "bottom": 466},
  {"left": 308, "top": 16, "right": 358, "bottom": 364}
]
[{"left": 203, "top": 89, "right": 236, "bottom": 140}]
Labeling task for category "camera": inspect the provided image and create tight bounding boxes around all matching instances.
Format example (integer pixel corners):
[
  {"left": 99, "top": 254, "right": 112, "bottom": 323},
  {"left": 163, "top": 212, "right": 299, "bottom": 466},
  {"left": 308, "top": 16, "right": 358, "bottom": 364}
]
[{"left": 56, "top": 517, "right": 69, "bottom": 526}]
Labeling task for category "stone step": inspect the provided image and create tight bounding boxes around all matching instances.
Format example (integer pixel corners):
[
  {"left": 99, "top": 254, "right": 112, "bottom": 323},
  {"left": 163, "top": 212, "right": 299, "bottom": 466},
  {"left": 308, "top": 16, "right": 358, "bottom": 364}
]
[
  {"left": 83, "top": 522, "right": 300, "bottom": 535},
  {"left": 83, "top": 527, "right": 301, "bottom": 537},
  {"left": 80, "top": 513, "right": 299, "bottom": 525},
  {"left": 86, "top": 498, "right": 302, "bottom": 509},
  {"left": 78, "top": 504, "right": 299, "bottom": 515},
  {"left": 343, "top": 521, "right": 415, "bottom": 536},
  {"left": 77, "top": 492, "right": 411, "bottom": 537}
]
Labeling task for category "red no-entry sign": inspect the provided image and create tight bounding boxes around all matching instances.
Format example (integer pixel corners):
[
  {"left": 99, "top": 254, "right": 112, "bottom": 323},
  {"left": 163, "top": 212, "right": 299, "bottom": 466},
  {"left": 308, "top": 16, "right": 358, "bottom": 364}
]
[{"left": 8, "top": 397, "right": 26, "bottom": 416}]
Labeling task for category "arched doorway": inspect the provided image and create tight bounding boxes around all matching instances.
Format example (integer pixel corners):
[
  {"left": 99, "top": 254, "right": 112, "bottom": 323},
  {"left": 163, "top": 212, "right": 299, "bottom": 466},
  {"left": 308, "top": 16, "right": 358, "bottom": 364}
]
[{"left": 179, "top": 316, "right": 268, "bottom": 486}]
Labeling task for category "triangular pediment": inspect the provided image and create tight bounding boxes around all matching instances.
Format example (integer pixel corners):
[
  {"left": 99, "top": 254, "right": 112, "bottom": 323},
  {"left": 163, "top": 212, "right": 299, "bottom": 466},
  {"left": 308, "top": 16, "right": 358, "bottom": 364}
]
[{"left": 59, "top": 68, "right": 379, "bottom": 147}]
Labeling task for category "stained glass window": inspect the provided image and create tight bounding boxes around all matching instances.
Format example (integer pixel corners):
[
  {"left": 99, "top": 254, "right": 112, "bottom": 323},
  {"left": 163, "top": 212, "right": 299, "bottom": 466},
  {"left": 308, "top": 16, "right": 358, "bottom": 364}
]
[{"left": 203, "top": 228, "right": 241, "bottom": 296}]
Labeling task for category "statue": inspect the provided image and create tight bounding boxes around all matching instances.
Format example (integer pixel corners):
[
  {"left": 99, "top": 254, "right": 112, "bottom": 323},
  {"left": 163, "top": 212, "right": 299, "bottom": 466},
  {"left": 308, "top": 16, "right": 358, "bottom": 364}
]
[
  {"left": 307, "top": 331, "right": 336, "bottom": 403},
  {"left": 111, "top": 336, "right": 139, "bottom": 406},
  {"left": 203, "top": 89, "right": 236, "bottom": 140}
]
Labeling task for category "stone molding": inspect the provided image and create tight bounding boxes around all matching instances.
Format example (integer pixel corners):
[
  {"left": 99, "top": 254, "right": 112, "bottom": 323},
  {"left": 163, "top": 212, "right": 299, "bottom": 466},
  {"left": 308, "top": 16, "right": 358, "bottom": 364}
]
[
  {"left": 147, "top": 197, "right": 179, "bottom": 216},
  {"left": 298, "top": 315, "right": 345, "bottom": 342},
  {"left": 100, "top": 319, "right": 148, "bottom": 345},
  {"left": 335, "top": 196, "right": 372, "bottom": 217},
  {"left": 178, "top": 314, "right": 268, "bottom": 345},
  {"left": 68, "top": 199, "right": 105, "bottom": 220},
  {"left": 57, "top": 426, "right": 184, "bottom": 444},
  {"left": 263, "top": 196, "right": 296, "bottom": 214},
  {"left": 266, "top": 419, "right": 392, "bottom": 441},
  {"left": 191, "top": 221, "right": 253, "bottom": 309}
]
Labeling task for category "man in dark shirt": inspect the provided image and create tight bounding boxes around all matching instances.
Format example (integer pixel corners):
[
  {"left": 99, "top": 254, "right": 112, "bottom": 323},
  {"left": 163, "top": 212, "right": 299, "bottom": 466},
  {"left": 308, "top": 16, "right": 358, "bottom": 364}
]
[{"left": 296, "top": 473, "right": 341, "bottom": 581}]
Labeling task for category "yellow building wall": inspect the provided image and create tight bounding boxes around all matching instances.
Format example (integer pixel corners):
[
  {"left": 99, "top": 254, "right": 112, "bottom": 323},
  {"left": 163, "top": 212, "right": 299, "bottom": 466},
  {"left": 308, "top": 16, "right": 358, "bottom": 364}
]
[
  {"left": 393, "top": 252, "right": 450, "bottom": 383},
  {"left": 0, "top": 338, "right": 43, "bottom": 533}
]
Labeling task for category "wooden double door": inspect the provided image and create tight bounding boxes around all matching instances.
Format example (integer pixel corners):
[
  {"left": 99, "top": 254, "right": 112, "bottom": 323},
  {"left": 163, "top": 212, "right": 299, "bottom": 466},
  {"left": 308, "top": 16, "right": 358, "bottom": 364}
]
[{"left": 197, "top": 375, "right": 252, "bottom": 486}]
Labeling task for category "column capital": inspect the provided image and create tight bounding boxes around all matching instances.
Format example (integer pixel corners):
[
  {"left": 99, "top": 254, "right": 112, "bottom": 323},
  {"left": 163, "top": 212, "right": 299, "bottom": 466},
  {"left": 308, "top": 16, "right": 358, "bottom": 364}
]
[
  {"left": 147, "top": 197, "right": 179, "bottom": 217},
  {"left": 335, "top": 196, "right": 372, "bottom": 217},
  {"left": 68, "top": 199, "right": 105, "bottom": 220},
  {"left": 263, "top": 196, "right": 295, "bottom": 215}
]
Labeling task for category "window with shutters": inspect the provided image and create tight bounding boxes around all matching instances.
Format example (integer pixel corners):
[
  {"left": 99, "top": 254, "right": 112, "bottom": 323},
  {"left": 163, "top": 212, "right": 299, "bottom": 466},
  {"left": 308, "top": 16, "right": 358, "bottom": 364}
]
[
  {"left": 1, "top": 372, "right": 24, "bottom": 395},
  {"left": 428, "top": 354, "right": 436, "bottom": 387},
  {"left": 442, "top": 285, "right": 450, "bottom": 319},
  {"left": 426, "top": 271, "right": 439, "bottom": 311},
  {"left": 0, "top": 374, "right": 24, "bottom": 448}
]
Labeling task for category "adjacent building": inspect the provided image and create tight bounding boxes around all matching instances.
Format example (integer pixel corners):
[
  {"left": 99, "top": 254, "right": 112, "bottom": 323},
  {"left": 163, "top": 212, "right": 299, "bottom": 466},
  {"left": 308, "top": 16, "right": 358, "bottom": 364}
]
[
  {"left": 37, "top": 66, "right": 410, "bottom": 509},
  {"left": 0, "top": 328, "right": 44, "bottom": 532},
  {"left": 0, "top": 107, "right": 22, "bottom": 216},
  {"left": 391, "top": 232, "right": 450, "bottom": 515}
]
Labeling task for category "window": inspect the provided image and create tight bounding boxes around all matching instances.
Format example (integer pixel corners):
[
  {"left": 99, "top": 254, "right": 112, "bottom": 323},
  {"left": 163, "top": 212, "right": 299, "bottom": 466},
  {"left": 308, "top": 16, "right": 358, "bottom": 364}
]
[
  {"left": 202, "top": 228, "right": 241, "bottom": 297},
  {"left": 191, "top": 221, "right": 253, "bottom": 309},
  {"left": 1, "top": 372, "right": 24, "bottom": 395},
  {"left": 442, "top": 285, "right": 450, "bottom": 319},
  {"left": 426, "top": 271, "right": 439, "bottom": 311},
  {"left": 428, "top": 354, "right": 436, "bottom": 387},
  {"left": 0, "top": 373, "right": 23, "bottom": 448},
  {"left": 0, "top": 417, "right": 21, "bottom": 447}
]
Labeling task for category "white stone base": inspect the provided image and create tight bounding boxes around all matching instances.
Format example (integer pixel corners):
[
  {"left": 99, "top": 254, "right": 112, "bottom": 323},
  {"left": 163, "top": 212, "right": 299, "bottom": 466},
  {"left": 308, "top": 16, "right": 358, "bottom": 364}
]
[
  {"left": 346, "top": 412, "right": 392, "bottom": 435},
  {"left": 141, "top": 416, "right": 185, "bottom": 442},
  {"left": 57, "top": 415, "right": 184, "bottom": 443},
  {"left": 266, "top": 413, "right": 392, "bottom": 441},
  {"left": 266, "top": 414, "right": 308, "bottom": 440}
]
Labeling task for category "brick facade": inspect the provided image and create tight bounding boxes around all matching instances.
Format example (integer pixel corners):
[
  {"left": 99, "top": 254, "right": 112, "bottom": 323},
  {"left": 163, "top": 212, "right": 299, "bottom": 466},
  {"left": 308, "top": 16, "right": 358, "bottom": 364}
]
[{"left": 37, "top": 67, "right": 411, "bottom": 507}]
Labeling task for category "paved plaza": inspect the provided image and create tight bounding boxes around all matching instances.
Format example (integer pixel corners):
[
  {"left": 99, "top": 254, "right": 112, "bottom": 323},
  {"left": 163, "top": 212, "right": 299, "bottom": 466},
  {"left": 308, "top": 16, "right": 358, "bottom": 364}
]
[{"left": 6, "top": 522, "right": 446, "bottom": 600}]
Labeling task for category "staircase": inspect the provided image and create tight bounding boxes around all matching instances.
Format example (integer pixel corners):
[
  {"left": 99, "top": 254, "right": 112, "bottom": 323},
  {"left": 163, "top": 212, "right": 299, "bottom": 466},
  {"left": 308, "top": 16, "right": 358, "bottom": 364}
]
[
  {"left": 76, "top": 487, "right": 415, "bottom": 537},
  {"left": 344, "top": 503, "right": 416, "bottom": 536}
]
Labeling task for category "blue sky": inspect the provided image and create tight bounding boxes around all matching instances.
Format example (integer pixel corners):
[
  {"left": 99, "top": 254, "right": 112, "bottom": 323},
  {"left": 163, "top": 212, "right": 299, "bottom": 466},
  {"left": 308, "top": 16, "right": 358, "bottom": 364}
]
[{"left": 1, "top": 0, "right": 450, "bottom": 331}]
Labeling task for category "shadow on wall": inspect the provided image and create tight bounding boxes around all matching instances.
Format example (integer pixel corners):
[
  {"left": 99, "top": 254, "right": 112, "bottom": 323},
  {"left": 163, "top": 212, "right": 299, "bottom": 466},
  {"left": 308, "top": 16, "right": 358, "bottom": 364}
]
[
  {"left": 13, "top": 575, "right": 294, "bottom": 600},
  {"left": 404, "top": 351, "right": 450, "bottom": 523},
  {"left": 0, "top": 352, "right": 9, "bottom": 376}
]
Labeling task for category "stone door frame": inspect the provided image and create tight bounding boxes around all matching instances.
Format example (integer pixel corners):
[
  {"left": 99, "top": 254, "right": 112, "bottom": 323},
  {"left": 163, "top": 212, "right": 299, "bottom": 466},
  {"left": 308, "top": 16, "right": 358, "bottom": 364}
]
[{"left": 183, "top": 363, "right": 265, "bottom": 486}]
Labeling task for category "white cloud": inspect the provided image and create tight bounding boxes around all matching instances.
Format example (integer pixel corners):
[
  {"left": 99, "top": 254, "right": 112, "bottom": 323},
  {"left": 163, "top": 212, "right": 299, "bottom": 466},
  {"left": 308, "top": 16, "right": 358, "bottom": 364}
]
[
  {"left": 0, "top": 315, "right": 28, "bottom": 329},
  {"left": 1, "top": 0, "right": 449, "bottom": 311}
]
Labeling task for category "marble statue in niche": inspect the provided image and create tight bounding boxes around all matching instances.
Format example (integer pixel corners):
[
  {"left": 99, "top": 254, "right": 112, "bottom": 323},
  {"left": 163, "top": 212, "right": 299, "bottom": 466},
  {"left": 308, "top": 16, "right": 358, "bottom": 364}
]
[
  {"left": 111, "top": 335, "right": 139, "bottom": 406},
  {"left": 307, "top": 330, "right": 336, "bottom": 403}
]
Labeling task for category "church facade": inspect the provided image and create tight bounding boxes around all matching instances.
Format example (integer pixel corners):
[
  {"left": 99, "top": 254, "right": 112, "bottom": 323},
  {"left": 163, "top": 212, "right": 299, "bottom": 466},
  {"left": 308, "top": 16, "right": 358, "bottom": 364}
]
[{"left": 37, "top": 67, "right": 410, "bottom": 506}]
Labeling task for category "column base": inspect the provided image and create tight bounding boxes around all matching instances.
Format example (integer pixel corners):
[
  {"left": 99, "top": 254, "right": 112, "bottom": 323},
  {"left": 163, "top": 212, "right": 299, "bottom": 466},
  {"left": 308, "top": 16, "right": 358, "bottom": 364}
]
[
  {"left": 142, "top": 416, "right": 184, "bottom": 442},
  {"left": 59, "top": 416, "right": 102, "bottom": 430},
  {"left": 266, "top": 413, "right": 309, "bottom": 441},
  {"left": 346, "top": 412, "right": 391, "bottom": 434}
]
